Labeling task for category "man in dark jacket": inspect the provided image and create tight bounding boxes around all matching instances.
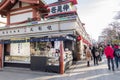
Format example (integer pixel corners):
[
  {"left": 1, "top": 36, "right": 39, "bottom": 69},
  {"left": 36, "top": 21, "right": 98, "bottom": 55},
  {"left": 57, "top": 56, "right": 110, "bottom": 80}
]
[
  {"left": 114, "top": 45, "right": 120, "bottom": 69},
  {"left": 92, "top": 46, "right": 99, "bottom": 65}
]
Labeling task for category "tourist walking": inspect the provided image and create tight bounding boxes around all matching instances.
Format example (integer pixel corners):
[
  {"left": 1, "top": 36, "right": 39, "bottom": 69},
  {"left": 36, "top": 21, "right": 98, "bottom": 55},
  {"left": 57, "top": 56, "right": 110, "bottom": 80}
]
[
  {"left": 86, "top": 46, "right": 92, "bottom": 67},
  {"left": 98, "top": 46, "right": 103, "bottom": 61},
  {"left": 114, "top": 45, "right": 120, "bottom": 69},
  {"left": 92, "top": 46, "right": 99, "bottom": 65},
  {"left": 104, "top": 44, "right": 114, "bottom": 71}
]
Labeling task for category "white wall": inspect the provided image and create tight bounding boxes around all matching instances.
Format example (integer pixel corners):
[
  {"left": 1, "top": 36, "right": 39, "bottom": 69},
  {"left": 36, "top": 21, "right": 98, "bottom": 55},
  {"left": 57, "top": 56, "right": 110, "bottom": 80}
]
[{"left": 10, "top": 12, "right": 32, "bottom": 23}]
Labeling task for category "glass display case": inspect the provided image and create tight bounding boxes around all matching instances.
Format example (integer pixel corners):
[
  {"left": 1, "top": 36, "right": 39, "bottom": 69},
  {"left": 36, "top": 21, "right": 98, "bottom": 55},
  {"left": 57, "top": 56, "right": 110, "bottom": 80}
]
[
  {"left": 47, "top": 49, "right": 60, "bottom": 66},
  {"left": 30, "top": 41, "right": 73, "bottom": 73},
  {"left": 30, "top": 41, "right": 61, "bottom": 66},
  {"left": 64, "top": 48, "right": 73, "bottom": 61},
  {"left": 30, "top": 42, "right": 53, "bottom": 56}
]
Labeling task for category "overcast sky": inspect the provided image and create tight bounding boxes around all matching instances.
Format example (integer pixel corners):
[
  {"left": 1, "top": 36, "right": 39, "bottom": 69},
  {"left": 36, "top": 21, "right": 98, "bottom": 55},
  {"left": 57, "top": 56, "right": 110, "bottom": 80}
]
[
  {"left": 0, "top": 0, "right": 120, "bottom": 40},
  {"left": 77, "top": 0, "right": 120, "bottom": 40}
]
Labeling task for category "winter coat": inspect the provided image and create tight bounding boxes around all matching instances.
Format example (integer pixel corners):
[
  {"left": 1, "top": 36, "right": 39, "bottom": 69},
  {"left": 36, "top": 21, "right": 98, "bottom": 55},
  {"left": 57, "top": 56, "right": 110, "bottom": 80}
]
[
  {"left": 91, "top": 47, "right": 96, "bottom": 57},
  {"left": 104, "top": 46, "right": 114, "bottom": 58},
  {"left": 86, "top": 48, "right": 92, "bottom": 61}
]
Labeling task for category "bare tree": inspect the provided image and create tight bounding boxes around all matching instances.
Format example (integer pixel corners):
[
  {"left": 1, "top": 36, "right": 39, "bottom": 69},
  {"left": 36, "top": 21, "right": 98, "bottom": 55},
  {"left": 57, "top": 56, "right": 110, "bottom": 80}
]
[
  {"left": 109, "top": 21, "right": 120, "bottom": 40},
  {"left": 101, "top": 25, "right": 119, "bottom": 44},
  {"left": 114, "top": 12, "right": 120, "bottom": 20},
  {"left": 101, "top": 11, "right": 120, "bottom": 44}
]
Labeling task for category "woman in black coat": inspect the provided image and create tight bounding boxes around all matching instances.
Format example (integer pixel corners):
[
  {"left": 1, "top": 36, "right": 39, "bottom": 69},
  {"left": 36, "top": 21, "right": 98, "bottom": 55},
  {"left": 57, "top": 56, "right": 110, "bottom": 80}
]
[{"left": 92, "top": 46, "right": 99, "bottom": 65}]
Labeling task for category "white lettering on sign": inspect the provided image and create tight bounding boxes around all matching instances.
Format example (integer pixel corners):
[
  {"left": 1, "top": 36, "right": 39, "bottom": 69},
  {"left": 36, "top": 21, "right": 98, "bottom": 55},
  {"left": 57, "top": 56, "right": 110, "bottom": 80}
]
[{"left": 49, "top": 3, "right": 73, "bottom": 15}]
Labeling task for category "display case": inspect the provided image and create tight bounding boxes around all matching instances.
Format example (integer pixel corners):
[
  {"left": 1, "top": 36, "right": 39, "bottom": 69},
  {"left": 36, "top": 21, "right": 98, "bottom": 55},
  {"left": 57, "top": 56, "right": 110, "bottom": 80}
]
[
  {"left": 46, "top": 49, "right": 60, "bottom": 65},
  {"left": 4, "top": 56, "right": 30, "bottom": 63},
  {"left": 64, "top": 49, "right": 73, "bottom": 70},
  {"left": 30, "top": 41, "right": 73, "bottom": 73},
  {"left": 4, "top": 56, "right": 30, "bottom": 68}
]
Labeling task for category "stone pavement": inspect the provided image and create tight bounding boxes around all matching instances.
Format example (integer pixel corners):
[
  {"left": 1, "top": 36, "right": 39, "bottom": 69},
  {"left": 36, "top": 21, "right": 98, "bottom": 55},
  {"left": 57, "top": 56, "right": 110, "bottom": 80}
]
[{"left": 0, "top": 56, "right": 120, "bottom": 80}]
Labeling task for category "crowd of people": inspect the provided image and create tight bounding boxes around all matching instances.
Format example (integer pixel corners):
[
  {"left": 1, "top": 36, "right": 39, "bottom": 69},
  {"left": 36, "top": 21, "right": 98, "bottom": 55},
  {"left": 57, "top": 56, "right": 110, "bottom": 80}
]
[{"left": 85, "top": 44, "right": 120, "bottom": 71}]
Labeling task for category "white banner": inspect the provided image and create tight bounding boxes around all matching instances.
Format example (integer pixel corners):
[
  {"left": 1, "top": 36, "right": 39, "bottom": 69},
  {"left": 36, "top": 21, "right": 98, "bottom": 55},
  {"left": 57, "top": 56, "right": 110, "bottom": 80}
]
[
  {"left": 54, "top": 41, "right": 60, "bottom": 49},
  {"left": 10, "top": 42, "right": 30, "bottom": 56}
]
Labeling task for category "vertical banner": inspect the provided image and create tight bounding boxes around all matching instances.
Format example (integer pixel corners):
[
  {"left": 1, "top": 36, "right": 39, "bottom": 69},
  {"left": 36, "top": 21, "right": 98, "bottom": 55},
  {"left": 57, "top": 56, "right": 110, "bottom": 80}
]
[
  {"left": 60, "top": 41, "right": 64, "bottom": 74},
  {"left": 0, "top": 44, "right": 3, "bottom": 70},
  {"left": 54, "top": 41, "right": 60, "bottom": 49},
  {"left": 11, "top": 43, "right": 30, "bottom": 56}
]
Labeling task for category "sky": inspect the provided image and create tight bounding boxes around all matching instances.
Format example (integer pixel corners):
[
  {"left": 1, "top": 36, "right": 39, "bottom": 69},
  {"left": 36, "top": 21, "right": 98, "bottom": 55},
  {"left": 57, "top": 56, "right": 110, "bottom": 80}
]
[
  {"left": 0, "top": 0, "right": 120, "bottom": 40},
  {"left": 77, "top": 0, "right": 120, "bottom": 40}
]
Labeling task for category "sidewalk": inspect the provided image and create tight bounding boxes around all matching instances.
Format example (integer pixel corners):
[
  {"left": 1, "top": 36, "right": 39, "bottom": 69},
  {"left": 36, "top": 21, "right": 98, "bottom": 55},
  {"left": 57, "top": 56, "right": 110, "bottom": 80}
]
[
  {"left": 38, "top": 56, "right": 120, "bottom": 80},
  {"left": 0, "top": 56, "right": 120, "bottom": 80}
]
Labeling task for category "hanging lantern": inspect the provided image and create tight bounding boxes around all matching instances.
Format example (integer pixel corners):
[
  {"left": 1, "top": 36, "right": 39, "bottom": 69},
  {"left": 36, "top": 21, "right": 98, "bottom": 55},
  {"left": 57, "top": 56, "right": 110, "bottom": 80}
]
[
  {"left": 77, "top": 36, "right": 82, "bottom": 41},
  {"left": 70, "top": 0, "right": 78, "bottom": 5}
]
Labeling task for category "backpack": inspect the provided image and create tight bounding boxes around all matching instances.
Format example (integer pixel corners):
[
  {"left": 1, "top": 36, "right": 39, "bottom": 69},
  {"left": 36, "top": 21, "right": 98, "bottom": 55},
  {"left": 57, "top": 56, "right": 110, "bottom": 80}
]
[
  {"left": 95, "top": 51, "right": 99, "bottom": 57},
  {"left": 115, "top": 49, "right": 120, "bottom": 57}
]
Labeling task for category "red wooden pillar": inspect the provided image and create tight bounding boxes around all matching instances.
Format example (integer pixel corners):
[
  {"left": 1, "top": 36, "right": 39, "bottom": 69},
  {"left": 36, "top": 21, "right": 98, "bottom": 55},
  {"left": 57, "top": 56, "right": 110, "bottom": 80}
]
[
  {"left": 0, "top": 44, "right": 3, "bottom": 70},
  {"left": 60, "top": 41, "right": 64, "bottom": 74}
]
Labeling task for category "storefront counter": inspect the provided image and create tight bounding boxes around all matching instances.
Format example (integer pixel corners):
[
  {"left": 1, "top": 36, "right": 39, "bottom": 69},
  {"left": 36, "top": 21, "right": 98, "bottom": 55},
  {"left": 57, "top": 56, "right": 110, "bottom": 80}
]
[
  {"left": 30, "top": 56, "right": 48, "bottom": 71},
  {"left": 30, "top": 55, "right": 72, "bottom": 73}
]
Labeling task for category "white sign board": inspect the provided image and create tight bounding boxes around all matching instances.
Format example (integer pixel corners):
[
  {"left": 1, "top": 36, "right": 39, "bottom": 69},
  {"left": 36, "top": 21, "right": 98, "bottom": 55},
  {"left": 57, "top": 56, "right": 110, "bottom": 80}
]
[
  {"left": 49, "top": 3, "right": 73, "bottom": 15},
  {"left": 10, "top": 12, "right": 32, "bottom": 23},
  {"left": 0, "top": 23, "right": 59, "bottom": 36},
  {"left": 10, "top": 42, "right": 30, "bottom": 56},
  {"left": 0, "top": 20, "right": 76, "bottom": 37}
]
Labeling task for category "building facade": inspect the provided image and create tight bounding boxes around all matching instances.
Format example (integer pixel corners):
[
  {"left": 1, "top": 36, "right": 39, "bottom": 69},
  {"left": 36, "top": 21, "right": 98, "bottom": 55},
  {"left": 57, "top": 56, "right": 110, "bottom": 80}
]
[{"left": 0, "top": 0, "right": 91, "bottom": 74}]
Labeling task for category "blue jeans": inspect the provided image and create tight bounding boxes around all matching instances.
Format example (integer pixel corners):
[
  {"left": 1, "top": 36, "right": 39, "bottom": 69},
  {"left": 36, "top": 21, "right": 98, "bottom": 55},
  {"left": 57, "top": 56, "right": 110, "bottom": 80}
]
[
  {"left": 115, "top": 57, "right": 120, "bottom": 68},
  {"left": 107, "top": 58, "right": 114, "bottom": 71}
]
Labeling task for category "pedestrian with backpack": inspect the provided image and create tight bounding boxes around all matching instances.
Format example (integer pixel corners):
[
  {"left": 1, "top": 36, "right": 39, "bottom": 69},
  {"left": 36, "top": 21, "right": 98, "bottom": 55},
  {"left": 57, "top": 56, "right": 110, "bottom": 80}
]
[{"left": 114, "top": 45, "right": 120, "bottom": 69}]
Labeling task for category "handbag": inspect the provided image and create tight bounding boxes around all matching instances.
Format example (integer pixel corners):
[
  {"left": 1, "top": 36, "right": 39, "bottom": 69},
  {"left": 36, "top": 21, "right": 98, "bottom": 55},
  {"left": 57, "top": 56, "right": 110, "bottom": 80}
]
[{"left": 95, "top": 52, "right": 99, "bottom": 56}]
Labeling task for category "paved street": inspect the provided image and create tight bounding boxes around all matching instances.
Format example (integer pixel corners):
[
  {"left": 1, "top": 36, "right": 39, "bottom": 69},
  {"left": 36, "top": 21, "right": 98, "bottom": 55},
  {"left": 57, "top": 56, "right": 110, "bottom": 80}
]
[{"left": 0, "top": 56, "right": 120, "bottom": 80}]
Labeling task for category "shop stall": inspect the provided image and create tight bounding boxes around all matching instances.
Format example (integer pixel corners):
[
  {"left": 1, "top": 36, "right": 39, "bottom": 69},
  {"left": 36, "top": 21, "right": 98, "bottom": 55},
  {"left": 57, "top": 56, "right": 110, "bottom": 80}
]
[
  {"left": 30, "top": 36, "right": 74, "bottom": 73},
  {"left": 2, "top": 35, "right": 75, "bottom": 73}
]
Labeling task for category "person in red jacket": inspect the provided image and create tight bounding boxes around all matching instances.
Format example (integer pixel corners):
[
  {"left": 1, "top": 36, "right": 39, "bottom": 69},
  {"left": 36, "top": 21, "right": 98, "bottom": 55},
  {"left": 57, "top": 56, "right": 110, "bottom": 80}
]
[{"left": 104, "top": 44, "right": 114, "bottom": 71}]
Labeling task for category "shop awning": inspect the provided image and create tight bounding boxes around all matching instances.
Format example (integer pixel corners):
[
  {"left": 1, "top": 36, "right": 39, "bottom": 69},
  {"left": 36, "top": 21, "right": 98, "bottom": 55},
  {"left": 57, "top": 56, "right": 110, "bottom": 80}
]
[{"left": 0, "top": 35, "right": 76, "bottom": 44}]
